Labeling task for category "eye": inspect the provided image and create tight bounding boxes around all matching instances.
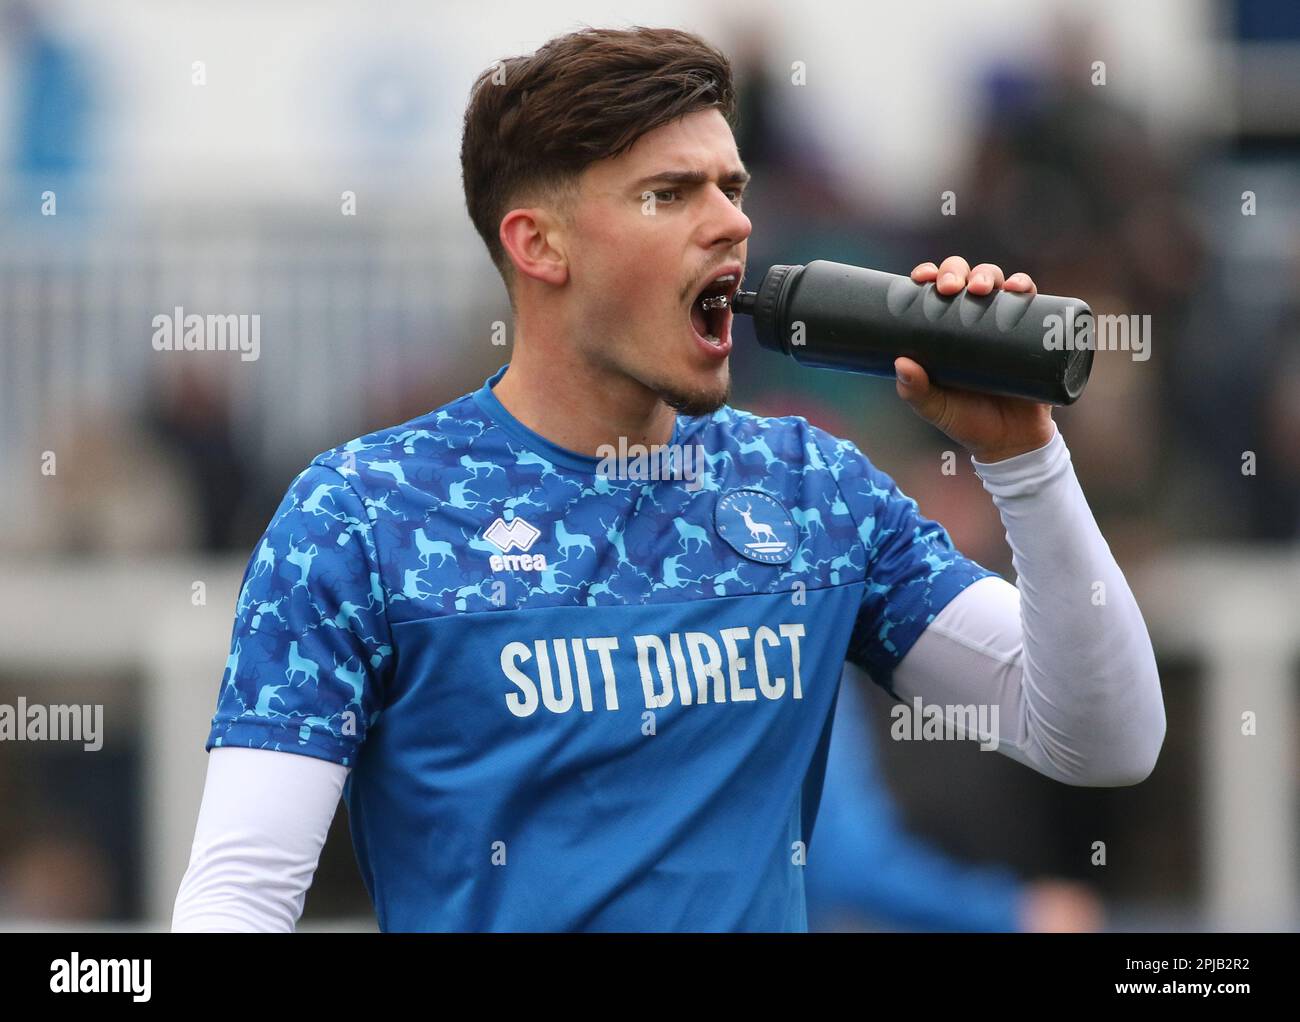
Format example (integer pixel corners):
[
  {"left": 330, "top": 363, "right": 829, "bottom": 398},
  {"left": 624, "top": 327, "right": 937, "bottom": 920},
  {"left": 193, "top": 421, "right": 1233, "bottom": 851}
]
[
  {"left": 726, "top": 188, "right": 745, "bottom": 205},
  {"left": 653, "top": 189, "right": 678, "bottom": 204}
]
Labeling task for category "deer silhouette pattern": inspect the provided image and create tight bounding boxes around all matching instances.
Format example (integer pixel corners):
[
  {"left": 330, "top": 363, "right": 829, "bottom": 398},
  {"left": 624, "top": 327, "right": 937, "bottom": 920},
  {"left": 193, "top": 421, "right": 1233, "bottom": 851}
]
[{"left": 209, "top": 364, "right": 996, "bottom": 765}]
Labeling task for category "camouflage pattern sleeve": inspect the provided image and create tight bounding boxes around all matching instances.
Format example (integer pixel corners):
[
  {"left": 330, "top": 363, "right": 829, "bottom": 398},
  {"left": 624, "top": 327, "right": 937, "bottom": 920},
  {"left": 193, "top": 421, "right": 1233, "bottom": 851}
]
[
  {"left": 206, "top": 462, "right": 394, "bottom": 767},
  {"left": 815, "top": 431, "right": 1000, "bottom": 696}
]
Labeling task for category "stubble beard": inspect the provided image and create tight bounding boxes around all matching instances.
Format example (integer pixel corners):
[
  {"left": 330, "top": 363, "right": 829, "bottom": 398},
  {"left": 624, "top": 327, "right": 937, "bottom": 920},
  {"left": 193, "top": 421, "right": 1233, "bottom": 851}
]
[{"left": 655, "top": 371, "right": 731, "bottom": 417}]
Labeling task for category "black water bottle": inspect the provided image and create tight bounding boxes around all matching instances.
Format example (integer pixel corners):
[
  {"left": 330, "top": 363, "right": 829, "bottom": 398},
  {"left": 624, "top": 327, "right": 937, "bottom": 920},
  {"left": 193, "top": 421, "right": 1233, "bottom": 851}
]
[{"left": 731, "top": 260, "right": 1094, "bottom": 405}]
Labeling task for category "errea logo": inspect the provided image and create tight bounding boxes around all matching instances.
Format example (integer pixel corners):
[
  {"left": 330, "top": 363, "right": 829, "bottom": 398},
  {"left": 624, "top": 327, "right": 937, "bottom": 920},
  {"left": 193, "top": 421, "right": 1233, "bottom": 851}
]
[{"left": 483, "top": 516, "right": 548, "bottom": 572}]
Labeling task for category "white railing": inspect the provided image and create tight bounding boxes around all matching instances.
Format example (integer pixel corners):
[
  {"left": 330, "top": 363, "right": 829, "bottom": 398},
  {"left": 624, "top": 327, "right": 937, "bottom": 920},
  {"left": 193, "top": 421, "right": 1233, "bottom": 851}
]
[{"left": 1134, "top": 547, "right": 1298, "bottom": 931}]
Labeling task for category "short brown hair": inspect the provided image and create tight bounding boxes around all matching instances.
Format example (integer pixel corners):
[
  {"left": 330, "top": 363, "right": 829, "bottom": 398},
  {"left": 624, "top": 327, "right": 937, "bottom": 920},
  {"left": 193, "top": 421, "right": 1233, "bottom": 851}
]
[{"left": 460, "top": 26, "right": 737, "bottom": 295}]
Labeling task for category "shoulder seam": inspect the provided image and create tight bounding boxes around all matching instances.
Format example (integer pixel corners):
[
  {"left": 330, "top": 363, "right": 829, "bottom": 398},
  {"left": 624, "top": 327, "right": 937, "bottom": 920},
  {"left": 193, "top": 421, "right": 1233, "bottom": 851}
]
[{"left": 809, "top": 428, "right": 869, "bottom": 573}]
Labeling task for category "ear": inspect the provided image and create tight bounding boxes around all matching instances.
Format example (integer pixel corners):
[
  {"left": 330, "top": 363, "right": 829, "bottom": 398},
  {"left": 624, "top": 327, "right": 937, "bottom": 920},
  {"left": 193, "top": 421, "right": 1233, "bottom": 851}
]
[{"left": 499, "top": 207, "right": 569, "bottom": 289}]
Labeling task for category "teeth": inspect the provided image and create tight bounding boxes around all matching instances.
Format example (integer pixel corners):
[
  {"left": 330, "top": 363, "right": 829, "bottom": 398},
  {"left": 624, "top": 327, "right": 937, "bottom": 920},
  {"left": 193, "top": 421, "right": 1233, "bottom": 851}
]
[
  {"left": 700, "top": 295, "right": 730, "bottom": 311},
  {"left": 698, "top": 273, "right": 737, "bottom": 304}
]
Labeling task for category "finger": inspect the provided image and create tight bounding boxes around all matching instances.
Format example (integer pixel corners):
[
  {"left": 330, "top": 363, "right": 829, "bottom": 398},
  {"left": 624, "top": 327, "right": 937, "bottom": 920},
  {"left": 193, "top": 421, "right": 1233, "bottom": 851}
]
[
  {"left": 911, "top": 261, "right": 939, "bottom": 283},
  {"left": 1005, "top": 271, "right": 1037, "bottom": 296},
  {"left": 967, "top": 262, "right": 1005, "bottom": 296},
  {"left": 935, "top": 255, "right": 971, "bottom": 295}
]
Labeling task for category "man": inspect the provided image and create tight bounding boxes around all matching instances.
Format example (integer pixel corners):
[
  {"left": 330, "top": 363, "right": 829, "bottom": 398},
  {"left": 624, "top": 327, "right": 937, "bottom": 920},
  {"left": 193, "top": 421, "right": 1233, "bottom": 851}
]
[{"left": 172, "top": 26, "right": 1165, "bottom": 932}]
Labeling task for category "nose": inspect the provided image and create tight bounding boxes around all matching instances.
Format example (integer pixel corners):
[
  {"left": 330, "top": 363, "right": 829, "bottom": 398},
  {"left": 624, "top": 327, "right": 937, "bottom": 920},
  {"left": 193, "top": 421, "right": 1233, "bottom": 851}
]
[{"left": 703, "top": 185, "right": 752, "bottom": 249}]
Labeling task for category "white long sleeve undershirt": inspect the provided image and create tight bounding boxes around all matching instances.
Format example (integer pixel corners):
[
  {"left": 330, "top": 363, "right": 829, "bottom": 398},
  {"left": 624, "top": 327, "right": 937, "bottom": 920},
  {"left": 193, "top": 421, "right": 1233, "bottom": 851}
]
[
  {"left": 890, "top": 420, "right": 1166, "bottom": 787},
  {"left": 171, "top": 421, "right": 1165, "bottom": 931},
  {"left": 171, "top": 746, "right": 347, "bottom": 932}
]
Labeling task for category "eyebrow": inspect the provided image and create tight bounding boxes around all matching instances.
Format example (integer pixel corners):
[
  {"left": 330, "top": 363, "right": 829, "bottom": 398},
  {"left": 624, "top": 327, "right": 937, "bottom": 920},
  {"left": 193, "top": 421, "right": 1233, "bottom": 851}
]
[{"left": 633, "top": 168, "right": 752, "bottom": 190}]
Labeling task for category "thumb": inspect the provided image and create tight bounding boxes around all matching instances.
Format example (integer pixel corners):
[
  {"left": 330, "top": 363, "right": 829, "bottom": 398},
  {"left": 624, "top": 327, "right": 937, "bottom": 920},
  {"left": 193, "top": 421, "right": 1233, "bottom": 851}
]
[{"left": 894, "top": 357, "right": 946, "bottom": 422}]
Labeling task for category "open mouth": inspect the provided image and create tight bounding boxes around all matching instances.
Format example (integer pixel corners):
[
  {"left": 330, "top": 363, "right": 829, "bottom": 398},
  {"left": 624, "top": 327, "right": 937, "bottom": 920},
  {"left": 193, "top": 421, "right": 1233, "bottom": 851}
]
[{"left": 688, "top": 267, "right": 741, "bottom": 352}]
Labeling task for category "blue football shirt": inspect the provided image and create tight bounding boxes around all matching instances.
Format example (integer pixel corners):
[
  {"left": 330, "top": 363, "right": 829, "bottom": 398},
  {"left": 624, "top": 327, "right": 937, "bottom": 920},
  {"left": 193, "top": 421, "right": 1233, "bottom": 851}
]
[{"left": 207, "top": 363, "right": 997, "bottom": 931}]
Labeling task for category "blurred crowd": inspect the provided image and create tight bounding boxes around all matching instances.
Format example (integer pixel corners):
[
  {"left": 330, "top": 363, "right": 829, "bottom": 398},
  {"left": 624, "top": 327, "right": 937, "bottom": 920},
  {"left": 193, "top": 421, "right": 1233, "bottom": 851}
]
[{"left": 5, "top": 12, "right": 1296, "bottom": 565}]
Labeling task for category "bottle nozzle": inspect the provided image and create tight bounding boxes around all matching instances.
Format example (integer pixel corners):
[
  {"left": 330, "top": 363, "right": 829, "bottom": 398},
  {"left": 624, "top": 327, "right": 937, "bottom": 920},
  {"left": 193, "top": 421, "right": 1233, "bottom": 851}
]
[{"left": 731, "top": 290, "right": 758, "bottom": 316}]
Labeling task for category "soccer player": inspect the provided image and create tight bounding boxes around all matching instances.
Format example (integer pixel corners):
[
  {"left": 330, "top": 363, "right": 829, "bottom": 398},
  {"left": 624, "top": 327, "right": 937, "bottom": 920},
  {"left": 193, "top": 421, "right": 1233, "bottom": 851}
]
[{"left": 172, "top": 26, "right": 1165, "bottom": 932}]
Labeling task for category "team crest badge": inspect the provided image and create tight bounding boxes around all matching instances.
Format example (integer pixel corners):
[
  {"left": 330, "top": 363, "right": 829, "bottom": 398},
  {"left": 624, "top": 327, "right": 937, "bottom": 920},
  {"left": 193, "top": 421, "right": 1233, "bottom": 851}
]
[{"left": 714, "top": 489, "right": 796, "bottom": 565}]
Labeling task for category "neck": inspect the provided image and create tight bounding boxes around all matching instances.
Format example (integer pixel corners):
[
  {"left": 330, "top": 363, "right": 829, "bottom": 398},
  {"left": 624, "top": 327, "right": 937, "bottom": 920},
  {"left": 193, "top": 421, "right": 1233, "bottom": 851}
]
[{"left": 491, "top": 335, "right": 677, "bottom": 457}]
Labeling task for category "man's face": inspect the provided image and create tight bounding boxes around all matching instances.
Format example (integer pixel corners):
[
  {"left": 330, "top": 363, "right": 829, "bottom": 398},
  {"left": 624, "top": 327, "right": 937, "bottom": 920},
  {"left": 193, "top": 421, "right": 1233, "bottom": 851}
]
[{"left": 562, "top": 108, "right": 751, "bottom": 416}]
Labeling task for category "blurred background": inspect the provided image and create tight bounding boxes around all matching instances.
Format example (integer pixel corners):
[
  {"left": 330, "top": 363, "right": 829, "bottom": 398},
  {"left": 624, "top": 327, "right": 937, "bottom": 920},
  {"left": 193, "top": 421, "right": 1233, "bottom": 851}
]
[{"left": 0, "top": 0, "right": 1296, "bottom": 931}]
